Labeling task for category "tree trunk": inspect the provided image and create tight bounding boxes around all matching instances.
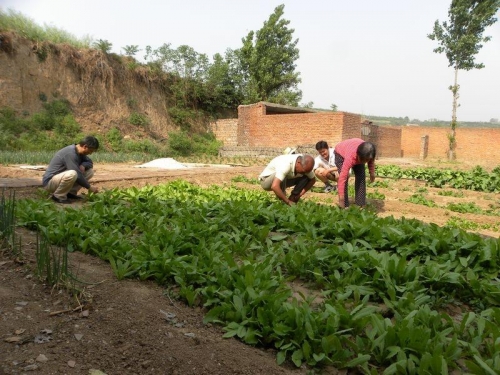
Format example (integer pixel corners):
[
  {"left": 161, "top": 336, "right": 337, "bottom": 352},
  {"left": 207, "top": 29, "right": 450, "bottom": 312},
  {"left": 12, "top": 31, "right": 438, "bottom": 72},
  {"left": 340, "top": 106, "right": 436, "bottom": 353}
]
[{"left": 448, "top": 67, "right": 459, "bottom": 161}]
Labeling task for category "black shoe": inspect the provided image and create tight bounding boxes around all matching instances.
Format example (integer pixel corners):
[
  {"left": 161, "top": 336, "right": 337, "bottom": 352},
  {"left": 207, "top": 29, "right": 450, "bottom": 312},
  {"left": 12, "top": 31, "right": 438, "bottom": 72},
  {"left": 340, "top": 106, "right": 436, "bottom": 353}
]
[
  {"left": 51, "top": 195, "right": 71, "bottom": 204},
  {"left": 67, "top": 193, "right": 84, "bottom": 200}
]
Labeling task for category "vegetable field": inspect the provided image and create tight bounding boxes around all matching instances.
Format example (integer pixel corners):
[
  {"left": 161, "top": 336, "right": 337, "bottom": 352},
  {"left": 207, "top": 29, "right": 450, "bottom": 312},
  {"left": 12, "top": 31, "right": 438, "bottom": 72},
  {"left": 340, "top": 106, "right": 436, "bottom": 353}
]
[{"left": 11, "top": 162, "right": 500, "bottom": 374}]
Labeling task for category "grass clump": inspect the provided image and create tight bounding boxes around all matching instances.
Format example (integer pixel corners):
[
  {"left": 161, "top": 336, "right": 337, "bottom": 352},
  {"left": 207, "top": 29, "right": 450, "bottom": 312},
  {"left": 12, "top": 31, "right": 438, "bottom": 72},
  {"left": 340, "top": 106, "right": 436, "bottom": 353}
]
[{"left": 0, "top": 8, "right": 92, "bottom": 48}]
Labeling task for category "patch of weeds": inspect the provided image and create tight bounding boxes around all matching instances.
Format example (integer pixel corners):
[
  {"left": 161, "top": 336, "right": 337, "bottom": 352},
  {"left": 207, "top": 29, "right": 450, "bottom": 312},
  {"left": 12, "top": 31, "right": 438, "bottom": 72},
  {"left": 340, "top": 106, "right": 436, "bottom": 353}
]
[
  {"left": 231, "top": 175, "right": 259, "bottom": 185},
  {"left": 369, "top": 180, "right": 390, "bottom": 188},
  {"left": 367, "top": 189, "right": 385, "bottom": 200},
  {"left": 437, "top": 190, "right": 464, "bottom": 198},
  {"left": 416, "top": 187, "right": 428, "bottom": 194},
  {"left": 128, "top": 112, "right": 149, "bottom": 126},
  {"left": 445, "top": 216, "right": 498, "bottom": 232},
  {"left": 446, "top": 202, "right": 482, "bottom": 214},
  {"left": 405, "top": 193, "right": 437, "bottom": 207}
]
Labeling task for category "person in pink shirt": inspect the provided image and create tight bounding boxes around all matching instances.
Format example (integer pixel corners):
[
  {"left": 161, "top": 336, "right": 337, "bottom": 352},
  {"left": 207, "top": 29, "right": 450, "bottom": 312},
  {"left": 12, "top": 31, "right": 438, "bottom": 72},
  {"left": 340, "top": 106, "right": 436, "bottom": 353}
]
[{"left": 334, "top": 138, "right": 376, "bottom": 208}]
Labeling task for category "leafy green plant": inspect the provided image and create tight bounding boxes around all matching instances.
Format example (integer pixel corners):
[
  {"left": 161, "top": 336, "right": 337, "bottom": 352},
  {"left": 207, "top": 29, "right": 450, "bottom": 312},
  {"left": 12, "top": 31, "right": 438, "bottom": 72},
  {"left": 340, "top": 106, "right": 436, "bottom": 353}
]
[
  {"left": 35, "top": 230, "right": 70, "bottom": 288},
  {"left": 93, "top": 39, "right": 113, "bottom": 53},
  {"left": 367, "top": 189, "right": 385, "bottom": 200},
  {"left": 168, "top": 131, "right": 193, "bottom": 156},
  {"left": 405, "top": 194, "right": 437, "bottom": 207},
  {"left": 128, "top": 112, "right": 149, "bottom": 126},
  {"left": 14, "top": 180, "right": 500, "bottom": 372},
  {"left": 0, "top": 190, "right": 20, "bottom": 255},
  {"left": 231, "top": 175, "right": 260, "bottom": 185},
  {"left": 446, "top": 202, "right": 482, "bottom": 214},
  {"left": 438, "top": 190, "right": 464, "bottom": 197}
]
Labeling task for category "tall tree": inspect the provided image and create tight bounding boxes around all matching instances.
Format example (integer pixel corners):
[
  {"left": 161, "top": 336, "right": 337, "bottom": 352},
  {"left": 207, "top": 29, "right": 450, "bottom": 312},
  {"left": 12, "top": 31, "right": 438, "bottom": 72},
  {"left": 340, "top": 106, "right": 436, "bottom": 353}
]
[
  {"left": 237, "top": 4, "right": 302, "bottom": 106},
  {"left": 428, "top": 0, "right": 499, "bottom": 160}
]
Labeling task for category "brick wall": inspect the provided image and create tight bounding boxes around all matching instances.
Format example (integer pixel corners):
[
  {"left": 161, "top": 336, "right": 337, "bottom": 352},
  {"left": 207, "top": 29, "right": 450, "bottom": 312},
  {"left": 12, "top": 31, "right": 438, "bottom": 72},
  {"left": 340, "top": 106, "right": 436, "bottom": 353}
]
[
  {"left": 376, "top": 126, "right": 402, "bottom": 158},
  {"left": 236, "top": 103, "right": 361, "bottom": 148},
  {"left": 401, "top": 127, "right": 500, "bottom": 162},
  {"left": 210, "top": 119, "right": 238, "bottom": 146},
  {"left": 212, "top": 102, "right": 500, "bottom": 164}
]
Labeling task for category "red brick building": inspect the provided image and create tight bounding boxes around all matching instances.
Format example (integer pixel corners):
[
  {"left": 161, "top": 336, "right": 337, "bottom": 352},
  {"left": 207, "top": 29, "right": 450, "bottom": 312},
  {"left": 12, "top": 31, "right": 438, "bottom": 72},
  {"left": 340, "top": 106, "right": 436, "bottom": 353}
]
[{"left": 211, "top": 102, "right": 500, "bottom": 163}]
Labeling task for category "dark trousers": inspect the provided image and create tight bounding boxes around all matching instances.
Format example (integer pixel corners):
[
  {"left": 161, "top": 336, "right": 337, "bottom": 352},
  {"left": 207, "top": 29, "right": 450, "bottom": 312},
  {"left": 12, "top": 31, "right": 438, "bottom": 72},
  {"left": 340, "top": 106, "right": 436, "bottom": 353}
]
[
  {"left": 283, "top": 175, "right": 313, "bottom": 197},
  {"left": 334, "top": 154, "right": 367, "bottom": 207}
]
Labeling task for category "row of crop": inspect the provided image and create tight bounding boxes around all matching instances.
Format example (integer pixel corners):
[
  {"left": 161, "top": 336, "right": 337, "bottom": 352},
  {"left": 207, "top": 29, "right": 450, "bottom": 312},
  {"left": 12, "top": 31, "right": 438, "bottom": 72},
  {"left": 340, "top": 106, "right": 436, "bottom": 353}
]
[
  {"left": 15, "top": 181, "right": 500, "bottom": 373},
  {"left": 376, "top": 165, "right": 500, "bottom": 193}
]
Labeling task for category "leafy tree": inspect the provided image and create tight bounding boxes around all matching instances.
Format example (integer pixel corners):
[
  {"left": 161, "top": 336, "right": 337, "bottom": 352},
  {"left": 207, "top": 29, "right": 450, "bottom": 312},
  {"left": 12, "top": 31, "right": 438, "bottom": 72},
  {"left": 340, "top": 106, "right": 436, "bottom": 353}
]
[
  {"left": 122, "top": 45, "right": 140, "bottom": 56},
  {"left": 93, "top": 39, "right": 113, "bottom": 54},
  {"left": 330, "top": 103, "right": 338, "bottom": 111},
  {"left": 237, "top": 4, "right": 302, "bottom": 105},
  {"left": 300, "top": 101, "right": 314, "bottom": 108},
  {"left": 428, "top": 0, "right": 499, "bottom": 160},
  {"left": 205, "top": 52, "right": 242, "bottom": 111}
]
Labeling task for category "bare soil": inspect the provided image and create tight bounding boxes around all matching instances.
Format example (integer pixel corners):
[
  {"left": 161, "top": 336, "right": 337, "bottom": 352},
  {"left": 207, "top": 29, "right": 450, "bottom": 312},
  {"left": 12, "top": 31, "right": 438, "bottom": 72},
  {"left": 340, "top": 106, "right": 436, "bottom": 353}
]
[{"left": 1, "top": 159, "right": 498, "bottom": 375}]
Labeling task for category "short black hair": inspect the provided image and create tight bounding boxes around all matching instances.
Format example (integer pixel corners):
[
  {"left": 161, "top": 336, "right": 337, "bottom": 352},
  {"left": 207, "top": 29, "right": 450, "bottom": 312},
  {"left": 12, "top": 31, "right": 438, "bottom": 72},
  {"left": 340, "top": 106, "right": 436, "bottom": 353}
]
[
  {"left": 315, "top": 140, "right": 329, "bottom": 151},
  {"left": 79, "top": 135, "right": 99, "bottom": 150},
  {"left": 357, "top": 142, "right": 376, "bottom": 160}
]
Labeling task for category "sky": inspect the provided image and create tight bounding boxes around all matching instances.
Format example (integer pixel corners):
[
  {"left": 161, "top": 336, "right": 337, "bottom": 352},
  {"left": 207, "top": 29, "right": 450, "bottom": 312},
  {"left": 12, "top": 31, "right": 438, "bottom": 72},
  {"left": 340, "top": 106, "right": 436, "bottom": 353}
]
[{"left": 2, "top": 0, "right": 499, "bottom": 122}]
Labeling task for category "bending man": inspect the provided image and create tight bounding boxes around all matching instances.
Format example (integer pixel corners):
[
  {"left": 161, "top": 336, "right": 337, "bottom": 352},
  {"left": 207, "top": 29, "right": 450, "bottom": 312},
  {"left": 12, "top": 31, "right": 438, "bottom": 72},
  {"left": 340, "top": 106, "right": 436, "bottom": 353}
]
[{"left": 259, "top": 153, "right": 316, "bottom": 205}]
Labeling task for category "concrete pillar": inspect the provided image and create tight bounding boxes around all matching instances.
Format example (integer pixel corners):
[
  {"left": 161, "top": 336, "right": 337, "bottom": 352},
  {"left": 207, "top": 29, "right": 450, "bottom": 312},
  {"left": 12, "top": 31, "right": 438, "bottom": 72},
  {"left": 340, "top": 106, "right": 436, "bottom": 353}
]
[{"left": 420, "top": 135, "right": 429, "bottom": 160}]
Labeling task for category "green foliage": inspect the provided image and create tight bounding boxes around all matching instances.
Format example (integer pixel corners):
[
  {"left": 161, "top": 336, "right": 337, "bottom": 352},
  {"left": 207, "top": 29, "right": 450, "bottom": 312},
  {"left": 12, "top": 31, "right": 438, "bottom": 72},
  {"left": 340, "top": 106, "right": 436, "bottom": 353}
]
[
  {"left": 405, "top": 193, "right": 437, "bottom": 207},
  {"left": 15, "top": 181, "right": 500, "bottom": 371},
  {"left": 438, "top": 190, "right": 464, "bottom": 198},
  {"left": 93, "top": 39, "right": 113, "bottom": 54},
  {"left": 231, "top": 175, "right": 260, "bottom": 185},
  {"left": 128, "top": 112, "right": 149, "bottom": 127},
  {"left": 167, "top": 106, "right": 198, "bottom": 131},
  {"left": 0, "top": 190, "right": 19, "bottom": 255},
  {"left": 0, "top": 8, "right": 91, "bottom": 48},
  {"left": 367, "top": 189, "right": 385, "bottom": 200},
  {"left": 122, "top": 45, "right": 140, "bottom": 56},
  {"left": 446, "top": 216, "right": 499, "bottom": 232},
  {"left": 122, "top": 138, "right": 159, "bottom": 154},
  {"left": 428, "top": 0, "right": 499, "bottom": 71},
  {"left": 376, "top": 164, "right": 500, "bottom": 193},
  {"left": 35, "top": 230, "right": 70, "bottom": 288},
  {"left": 192, "top": 132, "right": 222, "bottom": 156},
  {"left": 446, "top": 202, "right": 483, "bottom": 214},
  {"left": 105, "top": 127, "right": 123, "bottom": 151},
  {"left": 168, "top": 131, "right": 193, "bottom": 156},
  {"left": 237, "top": 4, "right": 302, "bottom": 105},
  {"left": 428, "top": 0, "right": 499, "bottom": 159}
]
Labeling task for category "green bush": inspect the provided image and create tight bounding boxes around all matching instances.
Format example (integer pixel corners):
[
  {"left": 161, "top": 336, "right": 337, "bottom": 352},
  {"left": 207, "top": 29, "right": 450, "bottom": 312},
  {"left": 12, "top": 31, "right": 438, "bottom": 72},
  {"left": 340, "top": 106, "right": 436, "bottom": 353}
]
[
  {"left": 54, "top": 115, "right": 81, "bottom": 137},
  {"left": 128, "top": 112, "right": 149, "bottom": 126},
  {"left": 168, "top": 106, "right": 198, "bottom": 131},
  {"left": 168, "top": 131, "right": 193, "bottom": 156},
  {"left": 123, "top": 139, "right": 159, "bottom": 154},
  {"left": 192, "top": 132, "right": 222, "bottom": 156},
  {"left": 43, "top": 99, "right": 72, "bottom": 117},
  {"left": 106, "top": 127, "right": 123, "bottom": 151},
  {"left": 30, "top": 112, "right": 54, "bottom": 131}
]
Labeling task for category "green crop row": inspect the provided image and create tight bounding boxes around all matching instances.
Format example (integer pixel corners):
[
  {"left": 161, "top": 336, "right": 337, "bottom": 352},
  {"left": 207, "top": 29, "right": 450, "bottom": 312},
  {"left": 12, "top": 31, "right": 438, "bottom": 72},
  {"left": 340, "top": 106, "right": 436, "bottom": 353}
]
[
  {"left": 376, "top": 165, "right": 500, "bottom": 193},
  {"left": 14, "top": 181, "right": 500, "bottom": 373}
]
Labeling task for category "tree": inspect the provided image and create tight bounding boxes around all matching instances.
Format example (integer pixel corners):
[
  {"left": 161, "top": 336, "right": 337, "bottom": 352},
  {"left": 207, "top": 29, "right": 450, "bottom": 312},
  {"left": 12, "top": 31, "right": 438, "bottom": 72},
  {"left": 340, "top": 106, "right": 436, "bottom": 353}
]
[
  {"left": 237, "top": 4, "right": 302, "bottom": 106},
  {"left": 93, "top": 39, "right": 113, "bottom": 54},
  {"left": 330, "top": 104, "right": 338, "bottom": 111},
  {"left": 428, "top": 0, "right": 499, "bottom": 160},
  {"left": 122, "top": 45, "right": 140, "bottom": 56}
]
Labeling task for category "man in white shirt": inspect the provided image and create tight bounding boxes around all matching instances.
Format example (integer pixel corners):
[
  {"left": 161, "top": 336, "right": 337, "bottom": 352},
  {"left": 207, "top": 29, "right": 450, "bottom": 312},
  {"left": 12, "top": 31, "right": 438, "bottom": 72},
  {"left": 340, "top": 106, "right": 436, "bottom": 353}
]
[
  {"left": 259, "top": 154, "right": 316, "bottom": 205},
  {"left": 314, "top": 141, "right": 339, "bottom": 193}
]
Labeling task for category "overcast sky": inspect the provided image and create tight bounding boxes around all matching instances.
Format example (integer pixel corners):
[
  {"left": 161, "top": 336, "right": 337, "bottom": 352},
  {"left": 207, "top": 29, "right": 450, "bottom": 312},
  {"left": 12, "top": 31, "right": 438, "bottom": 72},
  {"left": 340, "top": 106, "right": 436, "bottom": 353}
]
[{"left": 2, "top": 0, "right": 499, "bottom": 122}]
